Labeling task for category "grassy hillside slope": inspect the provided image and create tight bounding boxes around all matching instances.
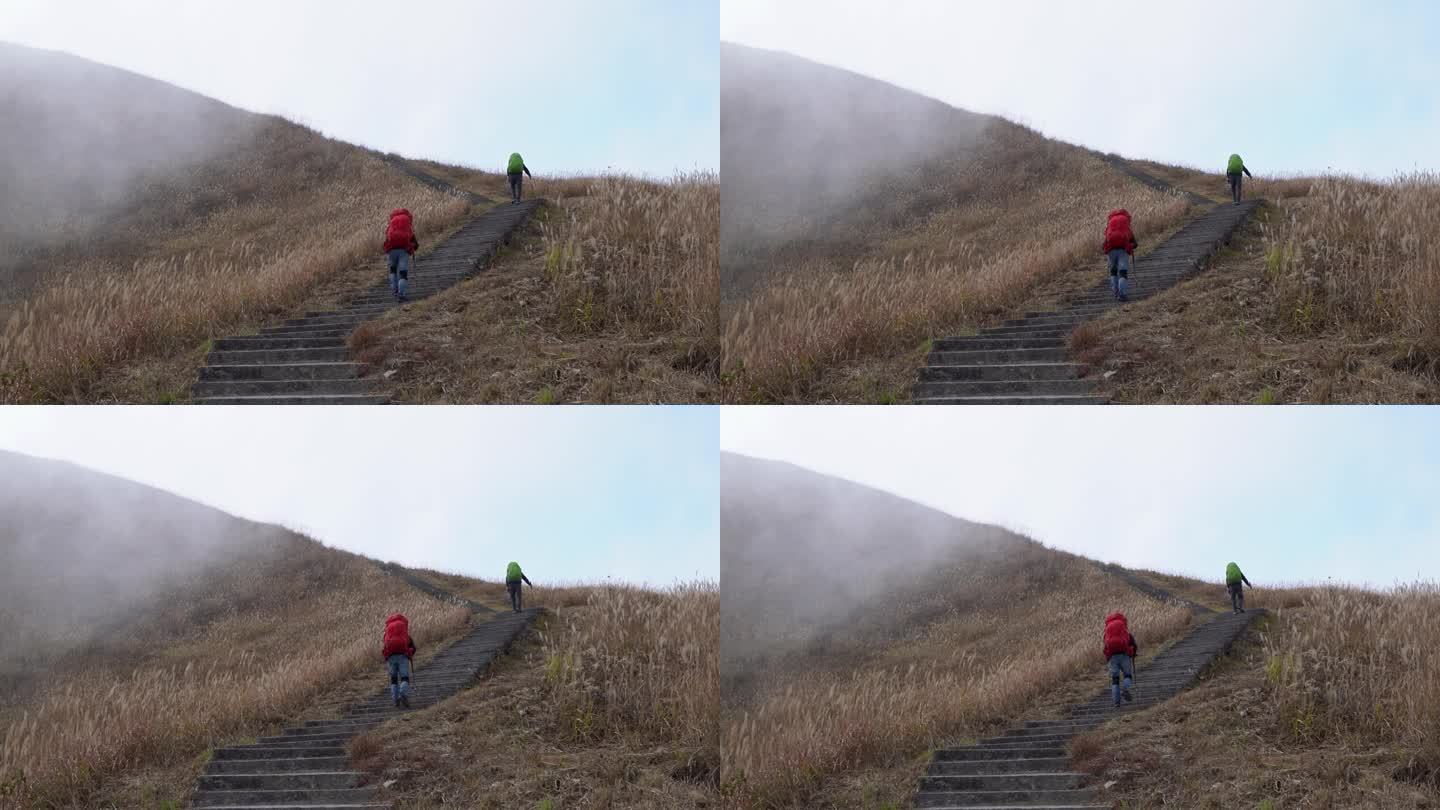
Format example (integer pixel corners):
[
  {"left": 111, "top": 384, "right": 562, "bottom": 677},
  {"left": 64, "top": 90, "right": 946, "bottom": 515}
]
[
  {"left": 349, "top": 170, "right": 720, "bottom": 404},
  {"left": 0, "top": 452, "right": 721, "bottom": 808},
  {"left": 1074, "top": 170, "right": 1440, "bottom": 403},
  {"left": 0, "top": 450, "right": 473, "bottom": 808},
  {"left": 720, "top": 453, "right": 1196, "bottom": 807},
  {"left": 1073, "top": 584, "right": 1440, "bottom": 807},
  {"left": 353, "top": 579, "right": 720, "bottom": 808},
  {"left": 718, "top": 43, "right": 1194, "bottom": 402},
  {"left": 0, "top": 42, "right": 473, "bottom": 403}
]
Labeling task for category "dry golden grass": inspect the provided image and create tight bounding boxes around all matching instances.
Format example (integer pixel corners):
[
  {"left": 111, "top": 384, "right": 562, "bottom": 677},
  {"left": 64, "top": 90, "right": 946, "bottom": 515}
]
[
  {"left": 0, "top": 536, "right": 470, "bottom": 809},
  {"left": 1265, "top": 585, "right": 1440, "bottom": 749},
  {"left": 1082, "top": 177, "right": 1440, "bottom": 403},
  {"left": 353, "top": 173, "right": 719, "bottom": 403},
  {"left": 1074, "top": 590, "right": 1440, "bottom": 808},
  {"left": 0, "top": 119, "right": 469, "bottom": 403},
  {"left": 719, "top": 123, "right": 1193, "bottom": 402},
  {"left": 1265, "top": 174, "right": 1440, "bottom": 356},
  {"left": 352, "top": 581, "right": 720, "bottom": 809},
  {"left": 722, "top": 548, "right": 1195, "bottom": 808}
]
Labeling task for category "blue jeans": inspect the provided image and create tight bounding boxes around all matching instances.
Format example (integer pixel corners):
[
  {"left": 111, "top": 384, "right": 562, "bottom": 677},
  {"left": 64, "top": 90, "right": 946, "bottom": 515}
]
[
  {"left": 387, "top": 249, "right": 410, "bottom": 298},
  {"left": 387, "top": 654, "right": 411, "bottom": 702},
  {"left": 1108, "top": 653, "right": 1134, "bottom": 705},
  {"left": 1107, "top": 249, "right": 1130, "bottom": 297}
]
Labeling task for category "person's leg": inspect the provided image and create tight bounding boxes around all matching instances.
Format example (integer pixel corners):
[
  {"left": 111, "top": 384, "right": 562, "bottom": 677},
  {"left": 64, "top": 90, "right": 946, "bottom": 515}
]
[
  {"left": 1108, "top": 250, "right": 1121, "bottom": 298},
  {"left": 1237, "top": 586, "right": 1245, "bottom": 613},
  {"left": 1108, "top": 655, "right": 1122, "bottom": 706},
  {"left": 1117, "top": 252, "right": 1130, "bottom": 300},
  {"left": 1121, "top": 654, "right": 1134, "bottom": 701},
  {"left": 397, "top": 656, "right": 411, "bottom": 706},
  {"left": 396, "top": 252, "right": 409, "bottom": 300},
  {"left": 387, "top": 250, "right": 400, "bottom": 296},
  {"left": 507, "top": 582, "right": 518, "bottom": 612},
  {"left": 388, "top": 655, "right": 401, "bottom": 704}
]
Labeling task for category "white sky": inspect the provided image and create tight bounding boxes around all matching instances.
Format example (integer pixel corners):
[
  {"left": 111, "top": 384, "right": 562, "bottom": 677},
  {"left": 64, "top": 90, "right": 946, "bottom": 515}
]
[
  {"left": 0, "top": 0, "right": 718, "bottom": 175},
  {"left": 722, "top": 0, "right": 1440, "bottom": 177},
  {"left": 0, "top": 407, "right": 719, "bottom": 586},
  {"left": 722, "top": 407, "right": 1440, "bottom": 590}
]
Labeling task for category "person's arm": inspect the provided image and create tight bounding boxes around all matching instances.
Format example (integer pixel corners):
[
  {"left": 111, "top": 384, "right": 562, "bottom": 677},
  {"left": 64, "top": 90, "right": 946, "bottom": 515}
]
[
  {"left": 522, "top": 574, "right": 533, "bottom": 586},
  {"left": 1243, "top": 166, "right": 1253, "bottom": 178},
  {"left": 410, "top": 236, "right": 419, "bottom": 254},
  {"left": 524, "top": 165, "right": 532, "bottom": 178},
  {"left": 408, "top": 638, "right": 417, "bottom": 659},
  {"left": 1130, "top": 634, "right": 1138, "bottom": 658},
  {"left": 1243, "top": 574, "right": 1252, "bottom": 587}
]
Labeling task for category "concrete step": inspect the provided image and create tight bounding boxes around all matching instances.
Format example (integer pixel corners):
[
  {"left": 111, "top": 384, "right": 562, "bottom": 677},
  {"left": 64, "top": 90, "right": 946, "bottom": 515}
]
[
  {"left": 932, "top": 336, "right": 1068, "bottom": 351},
  {"left": 214, "top": 336, "right": 347, "bottom": 351},
  {"left": 912, "top": 379, "right": 1097, "bottom": 397},
  {"left": 194, "top": 394, "right": 389, "bottom": 405},
  {"left": 918, "top": 772, "right": 1087, "bottom": 792},
  {"left": 915, "top": 394, "right": 1108, "bottom": 405},
  {"left": 197, "top": 771, "right": 362, "bottom": 791},
  {"left": 927, "top": 347, "right": 1071, "bottom": 366},
  {"left": 935, "top": 746, "right": 1068, "bottom": 761},
  {"left": 913, "top": 788, "right": 1100, "bottom": 807},
  {"left": 190, "top": 788, "right": 381, "bottom": 807},
  {"left": 204, "top": 756, "right": 350, "bottom": 775},
  {"left": 928, "top": 757, "right": 1072, "bottom": 776},
  {"left": 207, "top": 348, "right": 351, "bottom": 365},
  {"left": 192, "top": 379, "right": 377, "bottom": 398},
  {"left": 212, "top": 745, "right": 347, "bottom": 761},
  {"left": 919, "top": 363, "right": 1081, "bottom": 383},
  {"left": 255, "top": 326, "right": 357, "bottom": 340},
  {"left": 972, "top": 325, "right": 1073, "bottom": 339},
  {"left": 198, "top": 363, "right": 361, "bottom": 382}
]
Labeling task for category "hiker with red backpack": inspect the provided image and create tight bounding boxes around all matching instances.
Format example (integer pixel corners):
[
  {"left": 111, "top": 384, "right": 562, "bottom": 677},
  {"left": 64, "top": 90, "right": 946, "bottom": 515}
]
[
  {"left": 382, "top": 613, "right": 418, "bottom": 708},
  {"left": 382, "top": 208, "right": 420, "bottom": 303},
  {"left": 1103, "top": 611, "right": 1138, "bottom": 707},
  {"left": 1102, "top": 209, "right": 1139, "bottom": 302}
]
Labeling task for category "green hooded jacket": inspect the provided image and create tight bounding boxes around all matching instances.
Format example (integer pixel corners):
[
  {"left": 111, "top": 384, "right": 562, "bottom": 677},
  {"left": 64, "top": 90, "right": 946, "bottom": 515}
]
[
  {"left": 507, "top": 153, "right": 526, "bottom": 174},
  {"left": 1225, "top": 561, "right": 1244, "bottom": 586},
  {"left": 1227, "top": 154, "right": 1245, "bottom": 175}
]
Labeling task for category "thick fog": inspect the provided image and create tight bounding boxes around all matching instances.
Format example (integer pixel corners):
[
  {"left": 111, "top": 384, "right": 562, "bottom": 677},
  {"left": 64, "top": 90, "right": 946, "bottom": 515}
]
[
  {"left": 0, "top": 449, "right": 289, "bottom": 685},
  {"left": 720, "top": 42, "right": 993, "bottom": 291},
  {"left": 720, "top": 451, "right": 1024, "bottom": 674},
  {"left": 0, "top": 42, "right": 258, "bottom": 267}
]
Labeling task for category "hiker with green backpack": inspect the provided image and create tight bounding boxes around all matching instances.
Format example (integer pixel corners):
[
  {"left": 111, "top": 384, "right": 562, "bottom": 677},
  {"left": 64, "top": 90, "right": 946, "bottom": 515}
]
[
  {"left": 505, "top": 561, "right": 534, "bottom": 612},
  {"left": 506, "top": 152, "right": 533, "bottom": 204},
  {"left": 1225, "top": 154, "right": 1254, "bottom": 204},
  {"left": 1225, "top": 561, "right": 1253, "bottom": 613}
]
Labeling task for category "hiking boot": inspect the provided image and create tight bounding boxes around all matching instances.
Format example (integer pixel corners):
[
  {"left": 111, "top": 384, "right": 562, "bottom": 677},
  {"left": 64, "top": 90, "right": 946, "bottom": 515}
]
[
  {"left": 1118, "top": 294, "right": 1129, "bottom": 303},
  {"left": 1122, "top": 688, "right": 1133, "bottom": 703},
  {"left": 400, "top": 694, "right": 411, "bottom": 709},
  {"left": 393, "top": 696, "right": 401, "bottom": 707},
  {"left": 398, "top": 295, "right": 409, "bottom": 304}
]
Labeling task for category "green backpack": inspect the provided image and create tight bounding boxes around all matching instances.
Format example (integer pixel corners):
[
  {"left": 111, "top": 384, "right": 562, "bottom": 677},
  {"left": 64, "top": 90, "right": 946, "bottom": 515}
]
[
  {"left": 507, "top": 153, "right": 525, "bottom": 174},
  {"left": 1227, "top": 154, "right": 1244, "bottom": 175},
  {"left": 506, "top": 561, "right": 523, "bottom": 582},
  {"left": 1225, "top": 561, "right": 1243, "bottom": 585}
]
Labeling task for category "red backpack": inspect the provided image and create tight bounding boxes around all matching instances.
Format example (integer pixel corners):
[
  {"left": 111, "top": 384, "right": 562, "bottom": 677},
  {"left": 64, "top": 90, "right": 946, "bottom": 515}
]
[
  {"left": 382, "top": 613, "right": 414, "bottom": 659},
  {"left": 383, "top": 209, "right": 416, "bottom": 253},
  {"left": 1102, "top": 612, "right": 1134, "bottom": 658},
  {"left": 1102, "top": 209, "right": 1135, "bottom": 253}
]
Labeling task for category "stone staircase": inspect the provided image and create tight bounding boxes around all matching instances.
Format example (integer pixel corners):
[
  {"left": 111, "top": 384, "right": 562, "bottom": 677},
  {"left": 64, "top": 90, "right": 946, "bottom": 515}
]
[
  {"left": 187, "top": 593, "right": 540, "bottom": 808},
  {"left": 911, "top": 575, "right": 1264, "bottom": 809},
  {"left": 190, "top": 194, "right": 543, "bottom": 405},
  {"left": 913, "top": 163, "right": 1261, "bottom": 404}
]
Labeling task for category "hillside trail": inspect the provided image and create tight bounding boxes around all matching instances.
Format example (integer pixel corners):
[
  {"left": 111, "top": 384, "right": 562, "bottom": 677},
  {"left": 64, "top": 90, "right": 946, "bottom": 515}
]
[
  {"left": 191, "top": 159, "right": 543, "bottom": 404},
  {"left": 911, "top": 567, "right": 1265, "bottom": 809},
  {"left": 186, "top": 565, "right": 541, "bottom": 810},
  {"left": 914, "top": 156, "right": 1260, "bottom": 404}
]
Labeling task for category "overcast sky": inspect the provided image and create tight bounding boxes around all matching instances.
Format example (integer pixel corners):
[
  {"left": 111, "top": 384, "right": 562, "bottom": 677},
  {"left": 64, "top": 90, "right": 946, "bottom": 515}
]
[
  {"left": 0, "top": 0, "right": 717, "bottom": 175},
  {"left": 722, "top": 407, "right": 1440, "bottom": 590},
  {"left": 0, "top": 407, "right": 718, "bottom": 586},
  {"left": 723, "top": 0, "right": 1439, "bottom": 177}
]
